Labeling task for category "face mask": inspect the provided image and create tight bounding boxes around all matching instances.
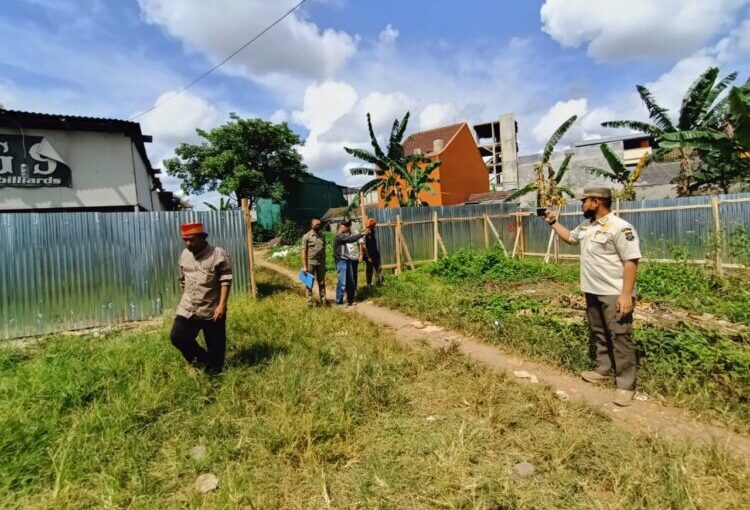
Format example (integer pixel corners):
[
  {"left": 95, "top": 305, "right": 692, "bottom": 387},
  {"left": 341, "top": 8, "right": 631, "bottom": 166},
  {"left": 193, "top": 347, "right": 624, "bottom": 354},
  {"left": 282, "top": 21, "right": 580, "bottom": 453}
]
[{"left": 583, "top": 209, "right": 596, "bottom": 220}]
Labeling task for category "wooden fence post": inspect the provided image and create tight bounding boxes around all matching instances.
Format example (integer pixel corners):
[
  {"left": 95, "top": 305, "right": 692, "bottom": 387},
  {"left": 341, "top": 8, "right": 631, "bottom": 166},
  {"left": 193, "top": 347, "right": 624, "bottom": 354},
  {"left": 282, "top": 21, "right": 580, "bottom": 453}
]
[
  {"left": 710, "top": 195, "right": 723, "bottom": 276},
  {"left": 240, "top": 198, "right": 258, "bottom": 299},
  {"left": 483, "top": 212, "right": 490, "bottom": 249},
  {"left": 512, "top": 214, "right": 521, "bottom": 258},
  {"left": 359, "top": 192, "right": 368, "bottom": 227},
  {"left": 433, "top": 211, "right": 439, "bottom": 261},
  {"left": 395, "top": 214, "right": 403, "bottom": 275},
  {"left": 485, "top": 214, "right": 508, "bottom": 256},
  {"left": 615, "top": 198, "right": 621, "bottom": 217},
  {"left": 519, "top": 215, "right": 526, "bottom": 258}
]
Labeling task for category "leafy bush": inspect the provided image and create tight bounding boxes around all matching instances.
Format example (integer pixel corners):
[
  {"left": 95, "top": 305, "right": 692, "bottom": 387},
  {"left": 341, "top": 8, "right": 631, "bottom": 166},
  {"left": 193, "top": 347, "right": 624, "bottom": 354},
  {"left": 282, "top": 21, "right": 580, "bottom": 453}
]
[
  {"left": 275, "top": 219, "right": 302, "bottom": 245},
  {"left": 429, "top": 247, "right": 578, "bottom": 283}
]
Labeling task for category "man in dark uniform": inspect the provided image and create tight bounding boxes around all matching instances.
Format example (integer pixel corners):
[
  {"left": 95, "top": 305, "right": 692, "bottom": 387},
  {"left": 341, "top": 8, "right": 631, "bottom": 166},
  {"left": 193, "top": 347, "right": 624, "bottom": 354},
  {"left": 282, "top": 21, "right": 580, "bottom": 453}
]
[
  {"left": 301, "top": 217, "right": 327, "bottom": 307},
  {"left": 170, "top": 222, "right": 232, "bottom": 373}
]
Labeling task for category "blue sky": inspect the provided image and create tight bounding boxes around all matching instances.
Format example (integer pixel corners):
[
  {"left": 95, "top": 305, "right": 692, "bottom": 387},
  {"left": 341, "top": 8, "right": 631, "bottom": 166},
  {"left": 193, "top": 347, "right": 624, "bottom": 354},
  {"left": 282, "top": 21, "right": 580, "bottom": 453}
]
[{"left": 2, "top": 0, "right": 749, "bottom": 208}]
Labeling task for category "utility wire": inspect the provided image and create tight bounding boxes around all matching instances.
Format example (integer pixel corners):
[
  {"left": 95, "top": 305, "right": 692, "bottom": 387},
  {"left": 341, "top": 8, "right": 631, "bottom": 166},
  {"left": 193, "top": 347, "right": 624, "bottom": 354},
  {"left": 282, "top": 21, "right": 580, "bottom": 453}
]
[{"left": 129, "top": 0, "right": 309, "bottom": 121}]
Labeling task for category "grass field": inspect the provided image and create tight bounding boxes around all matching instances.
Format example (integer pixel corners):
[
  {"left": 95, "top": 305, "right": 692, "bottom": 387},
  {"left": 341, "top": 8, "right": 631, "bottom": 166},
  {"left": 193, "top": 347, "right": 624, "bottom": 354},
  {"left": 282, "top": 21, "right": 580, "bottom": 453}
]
[
  {"left": 1, "top": 268, "right": 748, "bottom": 509},
  {"left": 273, "top": 245, "right": 750, "bottom": 432}
]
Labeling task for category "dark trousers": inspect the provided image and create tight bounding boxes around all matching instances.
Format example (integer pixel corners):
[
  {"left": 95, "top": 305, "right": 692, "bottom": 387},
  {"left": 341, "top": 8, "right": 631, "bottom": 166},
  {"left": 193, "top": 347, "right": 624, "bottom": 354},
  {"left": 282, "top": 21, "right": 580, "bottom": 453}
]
[
  {"left": 585, "top": 293, "right": 637, "bottom": 390},
  {"left": 170, "top": 315, "right": 226, "bottom": 372},
  {"left": 350, "top": 260, "right": 359, "bottom": 293},
  {"left": 365, "top": 258, "right": 382, "bottom": 286}
]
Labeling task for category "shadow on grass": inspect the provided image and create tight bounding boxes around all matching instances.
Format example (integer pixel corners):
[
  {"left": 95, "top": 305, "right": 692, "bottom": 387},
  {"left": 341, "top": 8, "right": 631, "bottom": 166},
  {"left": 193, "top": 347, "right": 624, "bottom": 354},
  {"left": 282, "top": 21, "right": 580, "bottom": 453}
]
[
  {"left": 231, "top": 340, "right": 290, "bottom": 368},
  {"left": 257, "top": 281, "right": 293, "bottom": 298}
]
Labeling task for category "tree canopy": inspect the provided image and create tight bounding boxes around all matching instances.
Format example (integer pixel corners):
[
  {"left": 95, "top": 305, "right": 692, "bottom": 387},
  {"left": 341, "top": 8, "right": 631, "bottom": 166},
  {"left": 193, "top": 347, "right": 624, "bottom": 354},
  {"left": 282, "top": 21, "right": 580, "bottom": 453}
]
[{"left": 164, "top": 113, "right": 307, "bottom": 205}]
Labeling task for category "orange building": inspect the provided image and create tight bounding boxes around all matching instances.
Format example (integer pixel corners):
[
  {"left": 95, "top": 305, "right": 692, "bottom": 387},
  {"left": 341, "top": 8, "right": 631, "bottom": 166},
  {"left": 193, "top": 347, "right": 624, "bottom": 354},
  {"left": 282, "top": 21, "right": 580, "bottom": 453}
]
[{"left": 378, "top": 122, "right": 490, "bottom": 207}]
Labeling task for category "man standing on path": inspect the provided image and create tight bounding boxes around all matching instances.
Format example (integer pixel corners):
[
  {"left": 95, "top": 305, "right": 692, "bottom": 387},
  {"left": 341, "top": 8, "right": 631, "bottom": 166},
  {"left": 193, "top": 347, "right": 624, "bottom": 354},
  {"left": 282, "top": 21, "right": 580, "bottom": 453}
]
[
  {"left": 170, "top": 222, "right": 233, "bottom": 373},
  {"left": 543, "top": 188, "right": 641, "bottom": 406},
  {"left": 347, "top": 225, "right": 365, "bottom": 295},
  {"left": 301, "top": 218, "right": 327, "bottom": 307},
  {"left": 362, "top": 218, "right": 383, "bottom": 287},
  {"left": 333, "top": 220, "right": 368, "bottom": 306}
]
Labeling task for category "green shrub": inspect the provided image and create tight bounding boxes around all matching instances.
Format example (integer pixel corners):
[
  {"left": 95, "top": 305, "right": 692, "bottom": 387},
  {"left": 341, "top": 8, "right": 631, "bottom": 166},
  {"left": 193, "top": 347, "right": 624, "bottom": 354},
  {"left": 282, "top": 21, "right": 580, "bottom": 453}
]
[{"left": 429, "top": 247, "right": 577, "bottom": 283}]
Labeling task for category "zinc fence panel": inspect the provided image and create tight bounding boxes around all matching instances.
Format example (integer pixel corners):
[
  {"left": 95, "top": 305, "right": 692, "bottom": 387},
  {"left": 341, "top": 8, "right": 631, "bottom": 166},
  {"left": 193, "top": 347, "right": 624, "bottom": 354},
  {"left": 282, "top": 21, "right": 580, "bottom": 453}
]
[
  {"left": 0, "top": 211, "right": 250, "bottom": 341},
  {"left": 366, "top": 193, "right": 750, "bottom": 267}
]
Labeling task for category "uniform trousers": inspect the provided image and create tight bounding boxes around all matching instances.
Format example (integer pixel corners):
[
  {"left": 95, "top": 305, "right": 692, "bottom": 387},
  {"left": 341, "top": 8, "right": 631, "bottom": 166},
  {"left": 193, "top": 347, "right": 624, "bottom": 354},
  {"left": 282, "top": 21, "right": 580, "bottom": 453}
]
[
  {"left": 170, "top": 315, "right": 226, "bottom": 373},
  {"left": 305, "top": 262, "right": 327, "bottom": 306},
  {"left": 585, "top": 293, "right": 637, "bottom": 390}
]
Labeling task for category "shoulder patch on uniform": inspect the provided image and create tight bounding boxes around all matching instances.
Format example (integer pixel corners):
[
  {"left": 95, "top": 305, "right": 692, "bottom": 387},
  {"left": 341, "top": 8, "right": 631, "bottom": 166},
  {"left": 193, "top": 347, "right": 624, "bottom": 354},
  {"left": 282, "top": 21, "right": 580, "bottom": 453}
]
[{"left": 622, "top": 227, "right": 635, "bottom": 241}]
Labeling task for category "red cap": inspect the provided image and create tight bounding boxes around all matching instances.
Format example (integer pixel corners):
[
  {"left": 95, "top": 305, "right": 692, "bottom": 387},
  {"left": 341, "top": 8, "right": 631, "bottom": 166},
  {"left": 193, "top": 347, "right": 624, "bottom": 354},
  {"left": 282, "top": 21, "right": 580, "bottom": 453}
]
[{"left": 180, "top": 222, "right": 206, "bottom": 237}]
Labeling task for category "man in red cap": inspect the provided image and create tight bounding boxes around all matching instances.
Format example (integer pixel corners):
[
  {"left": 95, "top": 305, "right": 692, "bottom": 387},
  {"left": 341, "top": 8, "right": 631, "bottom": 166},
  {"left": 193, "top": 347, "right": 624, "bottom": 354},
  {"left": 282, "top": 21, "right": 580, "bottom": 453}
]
[{"left": 169, "top": 222, "right": 233, "bottom": 373}]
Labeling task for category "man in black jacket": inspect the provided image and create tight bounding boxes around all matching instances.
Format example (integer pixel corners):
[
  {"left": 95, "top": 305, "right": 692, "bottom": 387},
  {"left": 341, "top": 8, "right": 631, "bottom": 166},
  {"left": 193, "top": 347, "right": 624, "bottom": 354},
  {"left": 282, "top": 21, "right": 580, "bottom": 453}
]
[{"left": 333, "top": 220, "right": 369, "bottom": 306}]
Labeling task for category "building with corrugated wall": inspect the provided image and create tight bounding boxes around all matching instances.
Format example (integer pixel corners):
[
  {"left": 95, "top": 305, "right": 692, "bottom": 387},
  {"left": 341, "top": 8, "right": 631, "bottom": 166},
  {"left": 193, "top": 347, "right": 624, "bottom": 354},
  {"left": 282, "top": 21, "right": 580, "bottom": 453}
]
[{"left": 0, "top": 110, "right": 176, "bottom": 212}]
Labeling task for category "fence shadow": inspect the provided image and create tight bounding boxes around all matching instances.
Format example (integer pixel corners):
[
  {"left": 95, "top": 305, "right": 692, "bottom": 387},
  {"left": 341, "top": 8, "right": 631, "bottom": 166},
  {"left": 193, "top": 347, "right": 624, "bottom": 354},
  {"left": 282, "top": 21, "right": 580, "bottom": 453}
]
[
  {"left": 231, "top": 340, "right": 289, "bottom": 368},
  {"left": 257, "top": 281, "right": 292, "bottom": 298}
]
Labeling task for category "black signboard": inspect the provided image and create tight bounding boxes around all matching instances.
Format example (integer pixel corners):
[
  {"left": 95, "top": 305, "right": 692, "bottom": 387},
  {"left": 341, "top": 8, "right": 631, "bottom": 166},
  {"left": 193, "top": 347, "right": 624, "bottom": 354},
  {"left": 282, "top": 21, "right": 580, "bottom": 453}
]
[{"left": 0, "top": 134, "right": 72, "bottom": 187}]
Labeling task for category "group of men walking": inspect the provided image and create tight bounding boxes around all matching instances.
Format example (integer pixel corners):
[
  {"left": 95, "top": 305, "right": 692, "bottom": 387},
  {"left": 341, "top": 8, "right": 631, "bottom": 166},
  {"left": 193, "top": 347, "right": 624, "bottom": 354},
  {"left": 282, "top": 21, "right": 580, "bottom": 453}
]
[
  {"left": 301, "top": 217, "right": 383, "bottom": 307},
  {"left": 168, "top": 187, "right": 641, "bottom": 407}
]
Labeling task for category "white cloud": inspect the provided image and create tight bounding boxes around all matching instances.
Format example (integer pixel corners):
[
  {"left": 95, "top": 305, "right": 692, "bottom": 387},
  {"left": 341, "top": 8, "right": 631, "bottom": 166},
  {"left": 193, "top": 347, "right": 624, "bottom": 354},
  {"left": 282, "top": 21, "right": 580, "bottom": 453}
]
[
  {"left": 140, "top": 91, "right": 222, "bottom": 149},
  {"left": 292, "top": 81, "right": 358, "bottom": 134},
  {"left": 138, "top": 0, "right": 358, "bottom": 80},
  {"left": 541, "top": 0, "right": 750, "bottom": 62},
  {"left": 419, "top": 103, "right": 459, "bottom": 130},
  {"left": 269, "top": 109, "right": 288, "bottom": 123},
  {"left": 532, "top": 98, "right": 588, "bottom": 144},
  {"left": 378, "top": 24, "right": 399, "bottom": 44}
]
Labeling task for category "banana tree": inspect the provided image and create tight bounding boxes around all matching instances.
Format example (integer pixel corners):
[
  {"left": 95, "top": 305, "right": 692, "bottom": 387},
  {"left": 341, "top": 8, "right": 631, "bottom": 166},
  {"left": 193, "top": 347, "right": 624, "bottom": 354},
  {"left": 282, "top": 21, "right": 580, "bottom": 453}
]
[
  {"left": 658, "top": 85, "right": 750, "bottom": 193},
  {"left": 505, "top": 115, "right": 577, "bottom": 207},
  {"left": 601, "top": 67, "right": 738, "bottom": 196},
  {"left": 204, "top": 196, "right": 236, "bottom": 211},
  {"left": 345, "top": 112, "right": 441, "bottom": 207},
  {"left": 584, "top": 144, "right": 651, "bottom": 200}
]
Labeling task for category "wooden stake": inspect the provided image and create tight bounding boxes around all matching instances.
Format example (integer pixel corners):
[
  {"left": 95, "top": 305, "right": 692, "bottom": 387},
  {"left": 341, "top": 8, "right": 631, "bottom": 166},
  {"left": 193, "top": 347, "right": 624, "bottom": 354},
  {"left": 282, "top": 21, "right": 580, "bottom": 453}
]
[
  {"left": 397, "top": 214, "right": 415, "bottom": 270},
  {"left": 615, "top": 198, "right": 621, "bottom": 217},
  {"left": 543, "top": 230, "right": 555, "bottom": 263},
  {"left": 433, "top": 211, "right": 439, "bottom": 261},
  {"left": 485, "top": 215, "right": 508, "bottom": 256},
  {"left": 395, "top": 214, "right": 403, "bottom": 275},
  {"left": 519, "top": 215, "right": 526, "bottom": 258},
  {"left": 710, "top": 195, "right": 723, "bottom": 276},
  {"left": 554, "top": 234, "right": 560, "bottom": 263},
  {"left": 511, "top": 215, "right": 521, "bottom": 258},
  {"left": 359, "top": 192, "right": 368, "bottom": 227},
  {"left": 240, "top": 198, "right": 257, "bottom": 299},
  {"left": 483, "top": 212, "right": 490, "bottom": 248}
]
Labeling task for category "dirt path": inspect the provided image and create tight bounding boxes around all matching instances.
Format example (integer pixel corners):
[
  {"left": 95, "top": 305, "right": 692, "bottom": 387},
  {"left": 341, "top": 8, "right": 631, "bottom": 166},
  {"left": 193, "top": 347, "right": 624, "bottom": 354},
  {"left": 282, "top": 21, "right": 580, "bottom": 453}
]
[{"left": 257, "top": 254, "right": 750, "bottom": 461}]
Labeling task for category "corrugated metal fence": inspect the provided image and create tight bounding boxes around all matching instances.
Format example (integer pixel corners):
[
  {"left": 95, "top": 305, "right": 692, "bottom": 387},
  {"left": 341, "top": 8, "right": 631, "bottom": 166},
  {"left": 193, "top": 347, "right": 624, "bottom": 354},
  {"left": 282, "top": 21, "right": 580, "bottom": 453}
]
[
  {"left": 367, "top": 193, "right": 750, "bottom": 269},
  {"left": 0, "top": 211, "right": 249, "bottom": 340}
]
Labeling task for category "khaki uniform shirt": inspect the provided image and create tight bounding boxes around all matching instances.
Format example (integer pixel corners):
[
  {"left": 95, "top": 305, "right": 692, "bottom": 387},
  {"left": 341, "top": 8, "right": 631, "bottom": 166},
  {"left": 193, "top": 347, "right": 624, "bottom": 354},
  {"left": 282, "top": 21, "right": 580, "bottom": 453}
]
[
  {"left": 302, "top": 230, "right": 326, "bottom": 266},
  {"left": 176, "top": 244, "right": 232, "bottom": 320},
  {"left": 569, "top": 213, "right": 641, "bottom": 296}
]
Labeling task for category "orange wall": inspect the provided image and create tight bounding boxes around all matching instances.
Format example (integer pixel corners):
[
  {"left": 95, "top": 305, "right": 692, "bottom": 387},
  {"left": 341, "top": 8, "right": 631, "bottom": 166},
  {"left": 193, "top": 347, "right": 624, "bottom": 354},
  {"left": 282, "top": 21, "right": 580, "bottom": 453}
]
[
  {"left": 435, "top": 124, "right": 489, "bottom": 205},
  {"left": 377, "top": 123, "right": 489, "bottom": 208}
]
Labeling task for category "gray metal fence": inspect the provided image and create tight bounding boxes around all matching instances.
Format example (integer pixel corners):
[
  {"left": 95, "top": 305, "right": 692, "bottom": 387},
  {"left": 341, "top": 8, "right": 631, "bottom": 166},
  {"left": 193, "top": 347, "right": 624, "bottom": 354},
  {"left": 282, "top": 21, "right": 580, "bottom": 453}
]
[
  {"left": 0, "top": 211, "right": 250, "bottom": 340},
  {"left": 367, "top": 193, "right": 750, "bottom": 270}
]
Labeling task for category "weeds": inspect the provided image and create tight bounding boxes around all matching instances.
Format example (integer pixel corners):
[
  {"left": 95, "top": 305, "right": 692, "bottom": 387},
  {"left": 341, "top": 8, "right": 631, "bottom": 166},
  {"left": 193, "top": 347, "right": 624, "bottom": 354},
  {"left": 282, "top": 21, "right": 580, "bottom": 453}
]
[
  {"left": 0, "top": 268, "right": 747, "bottom": 508},
  {"left": 364, "top": 249, "right": 750, "bottom": 431}
]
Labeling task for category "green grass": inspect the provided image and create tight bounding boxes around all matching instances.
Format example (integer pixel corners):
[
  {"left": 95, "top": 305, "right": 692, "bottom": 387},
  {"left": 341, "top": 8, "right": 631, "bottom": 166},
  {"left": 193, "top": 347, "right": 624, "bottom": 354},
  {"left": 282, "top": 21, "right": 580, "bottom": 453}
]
[
  {"left": 331, "top": 248, "right": 750, "bottom": 432},
  {"left": 1, "top": 269, "right": 748, "bottom": 508}
]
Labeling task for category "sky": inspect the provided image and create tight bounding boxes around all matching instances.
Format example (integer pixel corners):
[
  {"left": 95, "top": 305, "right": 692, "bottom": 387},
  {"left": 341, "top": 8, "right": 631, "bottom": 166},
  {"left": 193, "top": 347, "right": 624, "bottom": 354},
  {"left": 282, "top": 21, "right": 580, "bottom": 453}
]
[{"left": 2, "top": 0, "right": 750, "bottom": 209}]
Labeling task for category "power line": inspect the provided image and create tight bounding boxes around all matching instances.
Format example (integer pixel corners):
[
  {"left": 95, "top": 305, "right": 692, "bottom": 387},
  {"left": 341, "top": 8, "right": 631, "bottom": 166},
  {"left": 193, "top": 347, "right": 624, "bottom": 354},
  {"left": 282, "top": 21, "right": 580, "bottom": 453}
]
[{"left": 129, "top": 0, "right": 309, "bottom": 121}]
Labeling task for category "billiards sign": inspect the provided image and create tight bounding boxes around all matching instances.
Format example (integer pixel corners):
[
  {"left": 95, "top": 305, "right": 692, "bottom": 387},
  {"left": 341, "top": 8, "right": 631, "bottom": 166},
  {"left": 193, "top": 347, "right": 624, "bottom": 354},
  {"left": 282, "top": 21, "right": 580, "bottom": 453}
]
[{"left": 0, "top": 134, "right": 72, "bottom": 187}]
